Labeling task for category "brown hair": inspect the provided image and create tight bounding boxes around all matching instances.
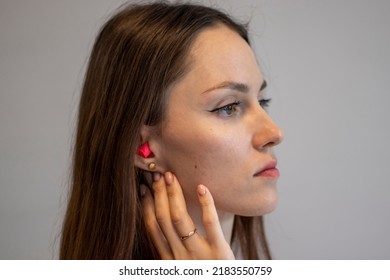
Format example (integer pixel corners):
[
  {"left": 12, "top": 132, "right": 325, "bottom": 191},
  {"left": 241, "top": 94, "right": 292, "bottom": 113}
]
[{"left": 60, "top": 1, "right": 271, "bottom": 260}]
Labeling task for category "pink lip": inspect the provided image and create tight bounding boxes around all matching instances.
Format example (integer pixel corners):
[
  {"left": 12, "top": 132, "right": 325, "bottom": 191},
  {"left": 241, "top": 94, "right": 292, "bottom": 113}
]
[{"left": 254, "top": 160, "right": 279, "bottom": 178}]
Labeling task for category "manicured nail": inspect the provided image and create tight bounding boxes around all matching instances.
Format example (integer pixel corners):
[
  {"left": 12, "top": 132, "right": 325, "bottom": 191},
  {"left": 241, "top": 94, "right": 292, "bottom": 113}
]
[
  {"left": 197, "top": 184, "right": 206, "bottom": 196},
  {"left": 153, "top": 172, "right": 161, "bottom": 182},
  {"left": 140, "top": 184, "right": 147, "bottom": 197},
  {"left": 165, "top": 172, "right": 173, "bottom": 185}
]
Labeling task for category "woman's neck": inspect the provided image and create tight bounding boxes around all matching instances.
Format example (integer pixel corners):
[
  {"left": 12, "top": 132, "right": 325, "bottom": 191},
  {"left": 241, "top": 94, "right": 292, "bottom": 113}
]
[
  {"left": 187, "top": 201, "right": 235, "bottom": 243},
  {"left": 217, "top": 210, "right": 235, "bottom": 243}
]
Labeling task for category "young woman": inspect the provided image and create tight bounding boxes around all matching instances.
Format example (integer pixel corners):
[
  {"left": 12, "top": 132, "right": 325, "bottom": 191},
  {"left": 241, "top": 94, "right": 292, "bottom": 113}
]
[{"left": 60, "top": 1, "right": 283, "bottom": 260}]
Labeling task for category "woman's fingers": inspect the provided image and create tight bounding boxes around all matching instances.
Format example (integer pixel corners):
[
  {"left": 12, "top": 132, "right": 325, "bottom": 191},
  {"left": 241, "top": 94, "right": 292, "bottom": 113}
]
[
  {"left": 197, "top": 184, "right": 235, "bottom": 259},
  {"left": 143, "top": 172, "right": 234, "bottom": 259},
  {"left": 151, "top": 175, "right": 183, "bottom": 248},
  {"left": 196, "top": 184, "right": 226, "bottom": 247},
  {"left": 141, "top": 184, "right": 173, "bottom": 259},
  {"left": 163, "top": 173, "right": 201, "bottom": 247}
]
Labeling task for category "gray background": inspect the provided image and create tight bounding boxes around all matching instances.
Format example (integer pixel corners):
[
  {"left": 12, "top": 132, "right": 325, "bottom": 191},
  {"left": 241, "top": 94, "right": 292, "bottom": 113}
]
[{"left": 1, "top": 0, "right": 389, "bottom": 259}]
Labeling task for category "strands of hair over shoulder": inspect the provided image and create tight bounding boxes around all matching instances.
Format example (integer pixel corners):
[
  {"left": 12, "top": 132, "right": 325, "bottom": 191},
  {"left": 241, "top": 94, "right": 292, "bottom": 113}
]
[{"left": 60, "top": 1, "right": 271, "bottom": 260}]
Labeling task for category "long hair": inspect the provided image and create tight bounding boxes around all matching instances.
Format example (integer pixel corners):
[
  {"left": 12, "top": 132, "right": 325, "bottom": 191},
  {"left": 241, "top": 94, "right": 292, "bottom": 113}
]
[{"left": 60, "top": 1, "right": 271, "bottom": 260}]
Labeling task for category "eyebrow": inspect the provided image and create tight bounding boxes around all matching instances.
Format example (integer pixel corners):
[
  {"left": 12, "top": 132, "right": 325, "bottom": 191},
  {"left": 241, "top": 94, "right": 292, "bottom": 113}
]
[{"left": 201, "top": 80, "right": 267, "bottom": 94}]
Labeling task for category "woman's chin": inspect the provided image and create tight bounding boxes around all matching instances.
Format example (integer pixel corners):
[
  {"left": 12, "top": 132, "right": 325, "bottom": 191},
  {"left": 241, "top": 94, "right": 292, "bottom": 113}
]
[
  {"left": 235, "top": 190, "right": 278, "bottom": 216},
  {"left": 238, "top": 204, "right": 278, "bottom": 217},
  {"left": 217, "top": 200, "right": 278, "bottom": 217}
]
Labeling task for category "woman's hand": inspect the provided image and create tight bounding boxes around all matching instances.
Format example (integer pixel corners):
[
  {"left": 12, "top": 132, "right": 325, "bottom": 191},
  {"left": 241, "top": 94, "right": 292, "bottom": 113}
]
[{"left": 141, "top": 172, "right": 235, "bottom": 260}]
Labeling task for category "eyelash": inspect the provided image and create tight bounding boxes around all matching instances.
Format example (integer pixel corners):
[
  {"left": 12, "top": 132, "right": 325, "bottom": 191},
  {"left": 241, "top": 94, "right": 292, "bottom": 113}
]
[
  {"left": 210, "top": 101, "right": 241, "bottom": 116},
  {"left": 259, "top": 98, "right": 271, "bottom": 108},
  {"left": 210, "top": 98, "right": 272, "bottom": 117}
]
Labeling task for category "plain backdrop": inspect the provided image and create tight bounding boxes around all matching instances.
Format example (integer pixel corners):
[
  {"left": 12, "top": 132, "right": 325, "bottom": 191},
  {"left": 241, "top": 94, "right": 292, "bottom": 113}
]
[{"left": 1, "top": 0, "right": 389, "bottom": 259}]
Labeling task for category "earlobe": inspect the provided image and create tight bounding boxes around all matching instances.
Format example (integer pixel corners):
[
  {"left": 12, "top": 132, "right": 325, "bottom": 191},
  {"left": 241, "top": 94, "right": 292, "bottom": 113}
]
[
  {"left": 135, "top": 125, "right": 166, "bottom": 173},
  {"left": 134, "top": 142, "right": 160, "bottom": 171},
  {"left": 135, "top": 142, "right": 157, "bottom": 171},
  {"left": 147, "top": 162, "right": 156, "bottom": 171}
]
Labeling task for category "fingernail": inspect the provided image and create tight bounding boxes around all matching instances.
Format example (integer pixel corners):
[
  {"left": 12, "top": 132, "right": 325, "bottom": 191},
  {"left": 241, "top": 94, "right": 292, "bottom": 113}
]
[
  {"left": 140, "top": 184, "right": 147, "bottom": 197},
  {"left": 153, "top": 172, "right": 161, "bottom": 182},
  {"left": 197, "top": 184, "right": 206, "bottom": 196},
  {"left": 164, "top": 172, "right": 173, "bottom": 185}
]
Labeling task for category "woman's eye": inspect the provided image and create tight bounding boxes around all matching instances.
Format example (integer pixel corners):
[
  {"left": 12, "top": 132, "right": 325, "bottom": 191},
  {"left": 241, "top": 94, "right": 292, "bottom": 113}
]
[
  {"left": 259, "top": 98, "right": 271, "bottom": 109},
  {"left": 210, "top": 102, "right": 241, "bottom": 116}
]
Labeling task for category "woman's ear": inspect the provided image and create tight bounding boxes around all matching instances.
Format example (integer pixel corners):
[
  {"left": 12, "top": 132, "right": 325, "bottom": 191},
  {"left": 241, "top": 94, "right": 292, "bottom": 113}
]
[{"left": 134, "top": 125, "right": 166, "bottom": 173}]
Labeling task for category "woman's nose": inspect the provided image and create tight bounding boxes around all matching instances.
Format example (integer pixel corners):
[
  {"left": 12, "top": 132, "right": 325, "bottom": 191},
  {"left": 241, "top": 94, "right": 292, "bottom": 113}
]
[{"left": 251, "top": 110, "right": 284, "bottom": 151}]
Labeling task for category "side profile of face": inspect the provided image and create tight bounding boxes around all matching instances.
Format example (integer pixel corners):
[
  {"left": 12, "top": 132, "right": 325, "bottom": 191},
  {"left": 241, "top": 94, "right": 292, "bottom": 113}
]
[{"left": 150, "top": 24, "right": 283, "bottom": 216}]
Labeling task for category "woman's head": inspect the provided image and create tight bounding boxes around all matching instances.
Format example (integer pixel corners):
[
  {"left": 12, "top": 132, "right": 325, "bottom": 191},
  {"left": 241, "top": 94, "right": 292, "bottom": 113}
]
[
  {"left": 140, "top": 23, "right": 283, "bottom": 218},
  {"left": 61, "top": 1, "right": 281, "bottom": 259}
]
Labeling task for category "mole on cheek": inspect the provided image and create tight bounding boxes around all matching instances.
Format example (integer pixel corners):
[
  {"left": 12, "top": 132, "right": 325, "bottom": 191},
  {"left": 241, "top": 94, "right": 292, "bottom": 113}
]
[{"left": 194, "top": 164, "right": 197, "bottom": 169}]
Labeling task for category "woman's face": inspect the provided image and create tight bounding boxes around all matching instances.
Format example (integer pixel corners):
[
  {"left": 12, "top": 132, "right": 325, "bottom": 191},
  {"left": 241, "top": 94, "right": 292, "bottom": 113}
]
[{"left": 153, "top": 24, "right": 283, "bottom": 216}]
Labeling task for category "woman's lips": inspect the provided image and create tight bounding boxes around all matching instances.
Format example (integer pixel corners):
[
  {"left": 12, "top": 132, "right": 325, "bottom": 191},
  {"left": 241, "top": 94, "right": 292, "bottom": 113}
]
[
  {"left": 254, "top": 160, "right": 280, "bottom": 178},
  {"left": 256, "top": 168, "right": 280, "bottom": 178}
]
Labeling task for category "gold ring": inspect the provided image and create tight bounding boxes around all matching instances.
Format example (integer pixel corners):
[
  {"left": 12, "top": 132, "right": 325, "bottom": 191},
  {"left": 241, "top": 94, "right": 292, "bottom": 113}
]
[{"left": 180, "top": 228, "right": 197, "bottom": 241}]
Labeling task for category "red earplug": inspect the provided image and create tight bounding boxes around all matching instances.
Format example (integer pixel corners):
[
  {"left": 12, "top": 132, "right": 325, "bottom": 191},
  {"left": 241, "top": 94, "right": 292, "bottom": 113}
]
[{"left": 138, "top": 142, "right": 153, "bottom": 158}]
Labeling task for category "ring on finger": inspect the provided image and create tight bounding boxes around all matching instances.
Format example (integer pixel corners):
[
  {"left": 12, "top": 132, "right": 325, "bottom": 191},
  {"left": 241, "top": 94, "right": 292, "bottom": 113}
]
[{"left": 180, "top": 228, "right": 197, "bottom": 241}]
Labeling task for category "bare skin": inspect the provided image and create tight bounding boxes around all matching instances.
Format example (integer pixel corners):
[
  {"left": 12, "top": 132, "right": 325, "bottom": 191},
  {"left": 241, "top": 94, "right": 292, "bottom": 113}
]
[
  {"left": 141, "top": 172, "right": 234, "bottom": 259},
  {"left": 136, "top": 24, "right": 283, "bottom": 259}
]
